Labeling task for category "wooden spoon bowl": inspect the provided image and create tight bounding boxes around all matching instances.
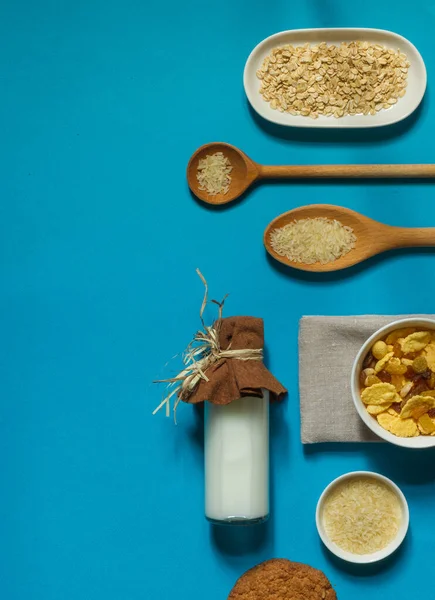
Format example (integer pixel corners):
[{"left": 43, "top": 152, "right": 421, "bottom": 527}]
[
  {"left": 264, "top": 204, "right": 435, "bottom": 272},
  {"left": 186, "top": 143, "right": 258, "bottom": 205}
]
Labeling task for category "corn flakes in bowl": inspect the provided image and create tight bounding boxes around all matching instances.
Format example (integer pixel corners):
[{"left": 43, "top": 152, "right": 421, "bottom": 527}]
[{"left": 351, "top": 318, "right": 435, "bottom": 448}]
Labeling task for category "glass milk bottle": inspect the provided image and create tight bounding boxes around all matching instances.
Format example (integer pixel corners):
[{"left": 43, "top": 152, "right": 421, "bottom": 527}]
[{"left": 204, "top": 389, "right": 269, "bottom": 525}]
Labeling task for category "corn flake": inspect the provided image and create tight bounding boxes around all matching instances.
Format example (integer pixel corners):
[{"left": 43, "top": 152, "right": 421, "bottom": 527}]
[
  {"left": 400, "top": 394, "right": 435, "bottom": 419},
  {"left": 366, "top": 403, "right": 391, "bottom": 415},
  {"left": 377, "top": 412, "right": 397, "bottom": 431},
  {"left": 418, "top": 414, "right": 435, "bottom": 434},
  {"left": 374, "top": 352, "right": 394, "bottom": 373},
  {"left": 391, "top": 418, "right": 419, "bottom": 437},
  {"left": 361, "top": 382, "right": 399, "bottom": 405},
  {"left": 378, "top": 411, "right": 418, "bottom": 436},
  {"left": 385, "top": 327, "right": 416, "bottom": 345},
  {"left": 424, "top": 342, "right": 435, "bottom": 372},
  {"left": 400, "top": 331, "right": 431, "bottom": 354}
]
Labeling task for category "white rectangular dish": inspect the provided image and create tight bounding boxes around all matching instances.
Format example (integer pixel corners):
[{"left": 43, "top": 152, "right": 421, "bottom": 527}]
[{"left": 243, "top": 28, "right": 426, "bottom": 128}]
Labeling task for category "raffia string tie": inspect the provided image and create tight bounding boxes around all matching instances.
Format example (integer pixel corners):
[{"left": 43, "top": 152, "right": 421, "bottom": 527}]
[{"left": 153, "top": 269, "right": 263, "bottom": 421}]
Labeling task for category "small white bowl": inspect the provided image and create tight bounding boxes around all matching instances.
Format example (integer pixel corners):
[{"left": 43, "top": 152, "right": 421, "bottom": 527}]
[
  {"left": 351, "top": 318, "right": 435, "bottom": 448},
  {"left": 316, "top": 471, "right": 409, "bottom": 564},
  {"left": 244, "top": 28, "right": 426, "bottom": 128}
]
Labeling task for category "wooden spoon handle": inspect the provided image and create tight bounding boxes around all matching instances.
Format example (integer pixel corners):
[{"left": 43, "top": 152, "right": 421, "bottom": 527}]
[
  {"left": 258, "top": 164, "right": 435, "bottom": 179},
  {"left": 386, "top": 227, "right": 435, "bottom": 248}
]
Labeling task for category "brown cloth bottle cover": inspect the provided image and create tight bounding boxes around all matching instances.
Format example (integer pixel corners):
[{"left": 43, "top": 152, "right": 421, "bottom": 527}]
[{"left": 184, "top": 316, "right": 287, "bottom": 406}]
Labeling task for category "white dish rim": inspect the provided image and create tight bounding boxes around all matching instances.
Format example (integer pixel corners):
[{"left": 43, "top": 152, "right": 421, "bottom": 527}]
[
  {"left": 351, "top": 317, "right": 435, "bottom": 448},
  {"left": 315, "top": 470, "right": 409, "bottom": 564}
]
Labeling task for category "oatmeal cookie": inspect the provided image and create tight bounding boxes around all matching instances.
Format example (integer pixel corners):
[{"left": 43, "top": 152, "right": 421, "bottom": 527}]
[{"left": 227, "top": 558, "right": 336, "bottom": 600}]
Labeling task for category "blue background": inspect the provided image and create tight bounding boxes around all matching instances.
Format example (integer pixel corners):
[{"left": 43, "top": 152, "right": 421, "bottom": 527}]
[{"left": 1, "top": 1, "right": 435, "bottom": 599}]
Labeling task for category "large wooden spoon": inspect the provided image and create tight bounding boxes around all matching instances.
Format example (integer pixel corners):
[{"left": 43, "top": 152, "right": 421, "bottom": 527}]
[
  {"left": 187, "top": 143, "right": 435, "bottom": 205},
  {"left": 264, "top": 204, "right": 435, "bottom": 272}
]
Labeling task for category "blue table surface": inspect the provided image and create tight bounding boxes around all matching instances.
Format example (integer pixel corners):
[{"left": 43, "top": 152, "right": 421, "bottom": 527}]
[{"left": 2, "top": 1, "right": 435, "bottom": 599}]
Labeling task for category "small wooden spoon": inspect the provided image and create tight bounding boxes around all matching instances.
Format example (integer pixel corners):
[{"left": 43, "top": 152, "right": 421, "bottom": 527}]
[
  {"left": 187, "top": 143, "right": 435, "bottom": 205},
  {"left": 264, "top": 204, "right": 435, "bottom": 272}
]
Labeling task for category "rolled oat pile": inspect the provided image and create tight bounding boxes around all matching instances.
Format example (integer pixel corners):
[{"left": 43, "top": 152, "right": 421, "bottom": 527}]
[{"left": 256, "top": 41, "right": 410, "bottom": 119}]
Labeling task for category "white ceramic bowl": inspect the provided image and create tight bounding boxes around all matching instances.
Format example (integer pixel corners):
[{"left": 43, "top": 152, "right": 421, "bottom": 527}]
[
  {"left": 316, "top": 471, "right": 409, "bottom": 564},
  {"left": 244, "top": 28, "right": 426, "bottom": 128},
  {"left": 351, "top": 318, "right": 435, "bottom": 448}
]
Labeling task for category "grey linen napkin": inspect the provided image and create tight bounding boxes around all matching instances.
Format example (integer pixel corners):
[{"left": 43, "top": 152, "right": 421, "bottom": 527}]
[{"left": 299, "top": 315, "right": 434, "bottom": 443}]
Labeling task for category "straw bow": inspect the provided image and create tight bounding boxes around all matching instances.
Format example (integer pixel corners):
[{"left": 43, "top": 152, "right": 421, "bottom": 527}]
[{"left": 153, "top": 270, "right": 263, "bottom": 421}]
